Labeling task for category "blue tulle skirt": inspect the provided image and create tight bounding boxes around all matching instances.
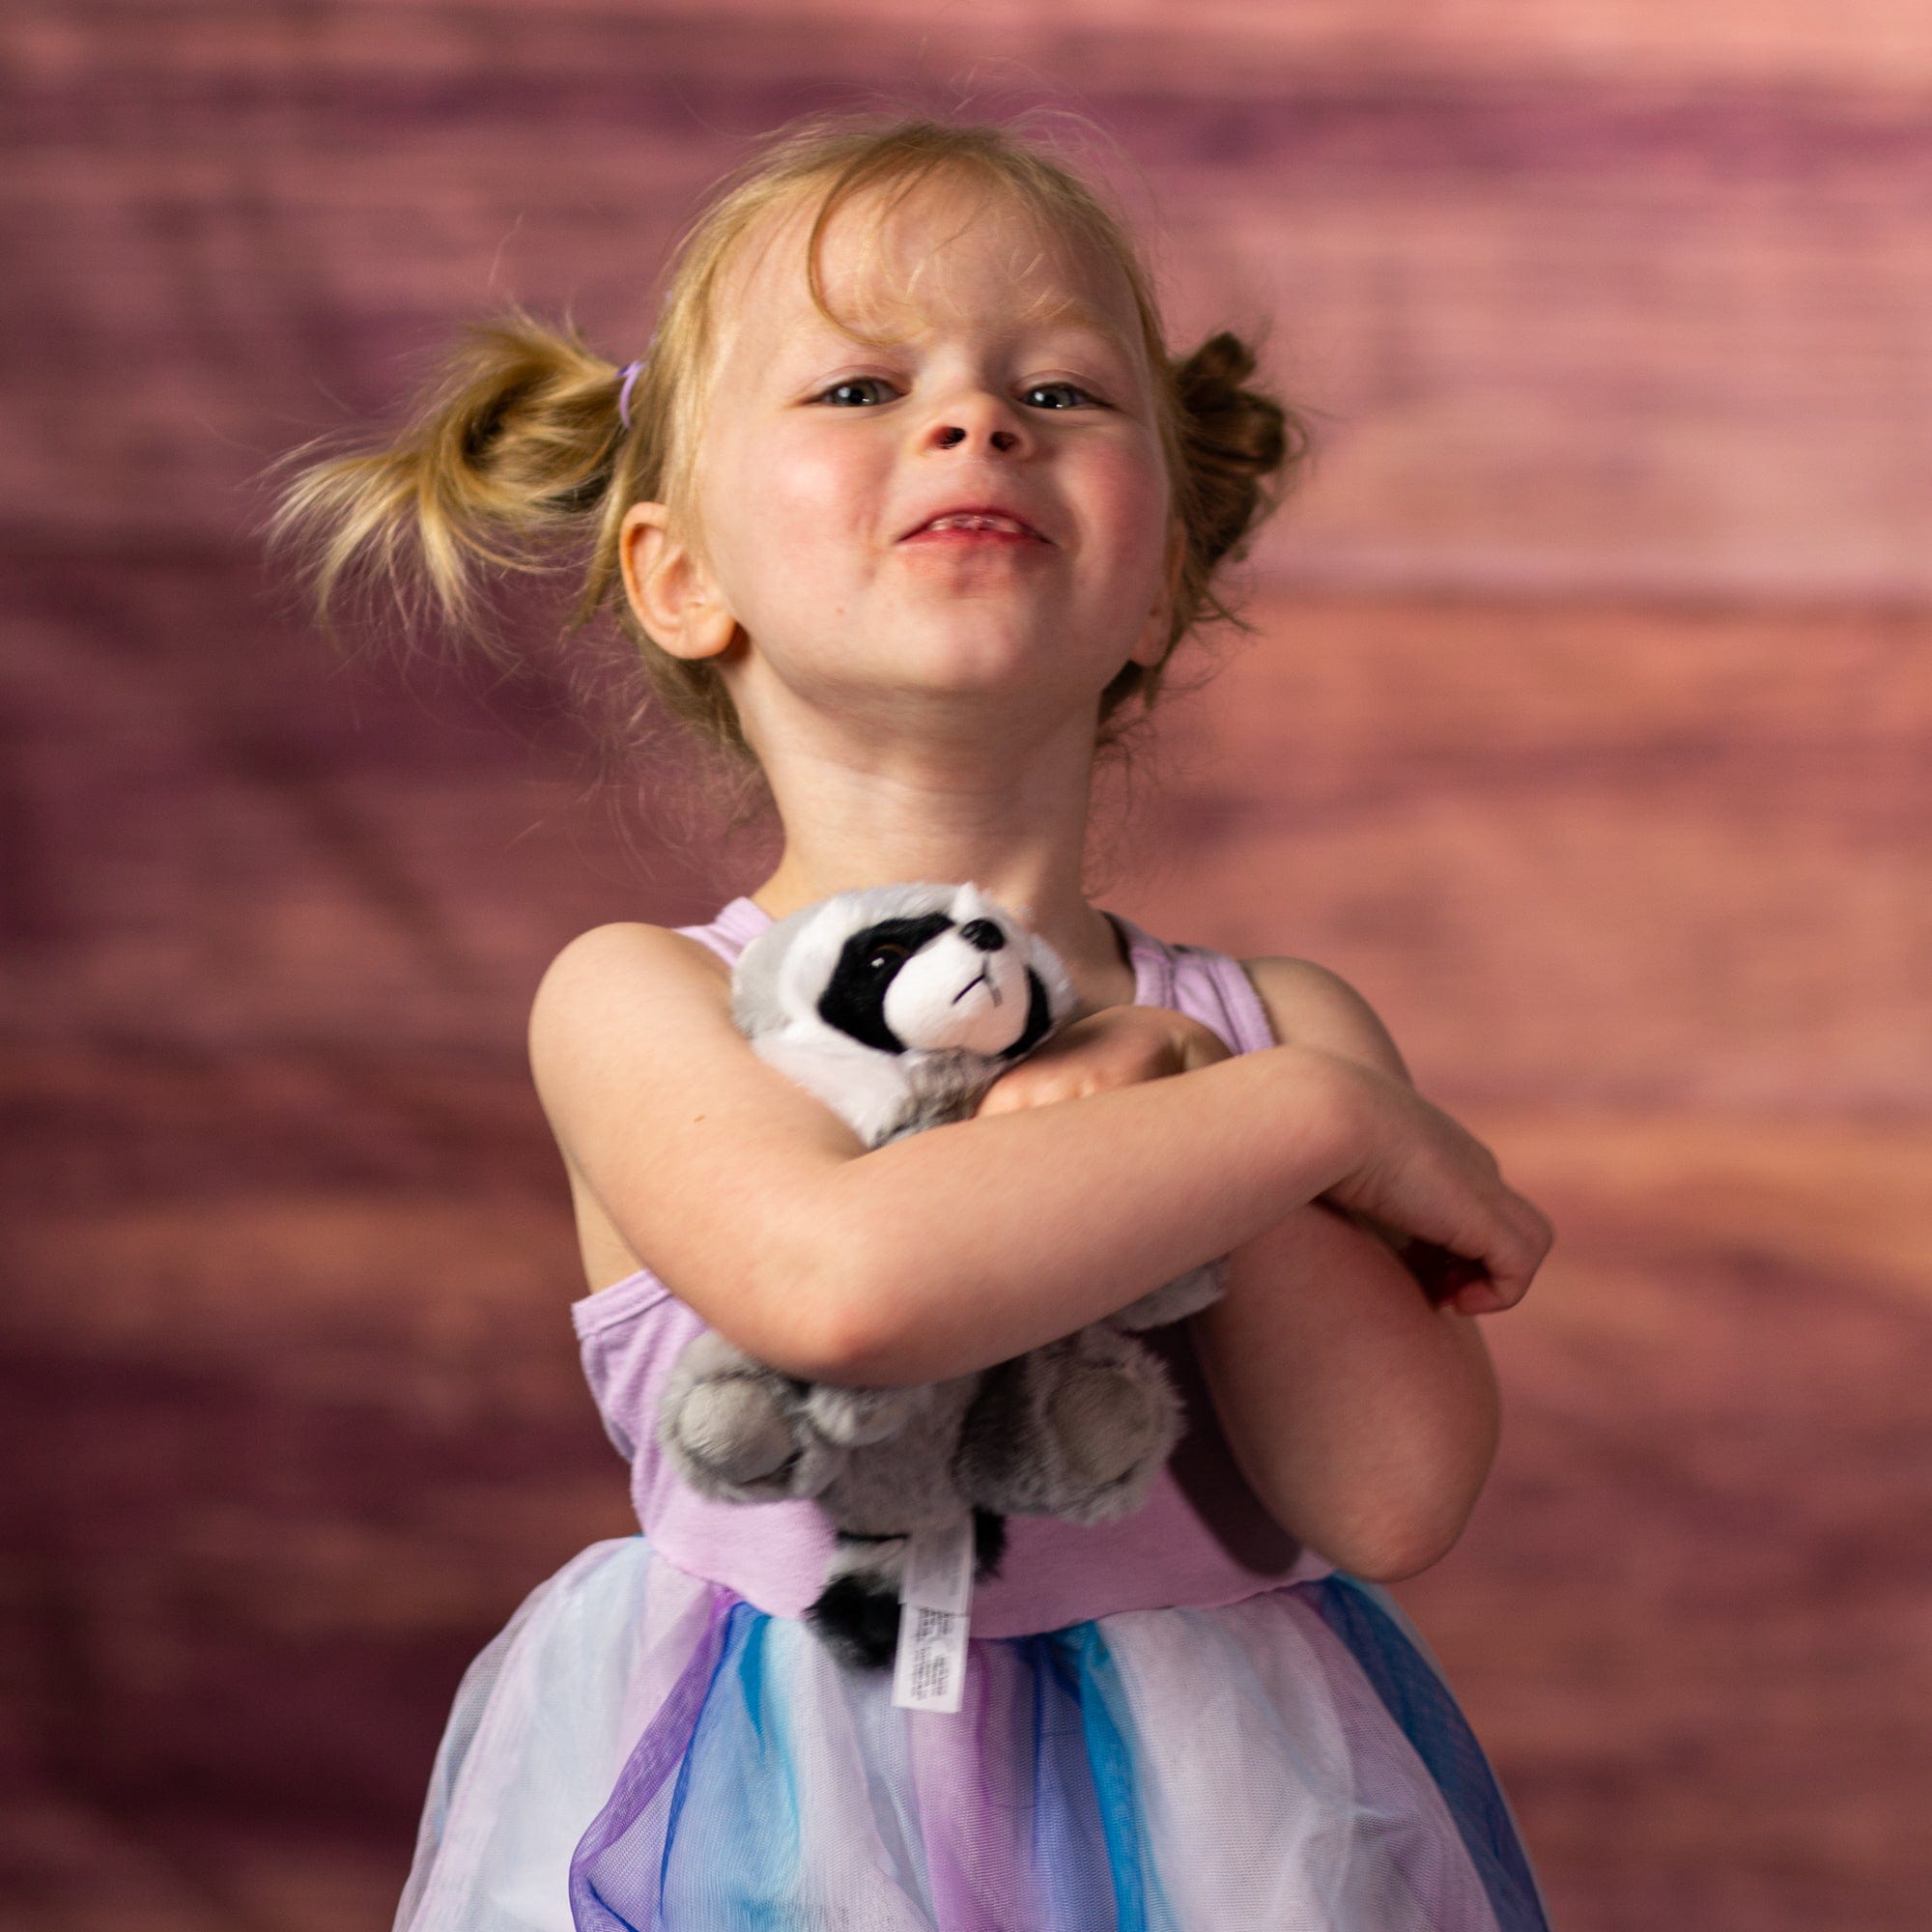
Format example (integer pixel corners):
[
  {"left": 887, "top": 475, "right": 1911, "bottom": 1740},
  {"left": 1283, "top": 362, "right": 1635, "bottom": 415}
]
[{"left": 392, "top": 1535, "right": 1548, "bottom": 1931}]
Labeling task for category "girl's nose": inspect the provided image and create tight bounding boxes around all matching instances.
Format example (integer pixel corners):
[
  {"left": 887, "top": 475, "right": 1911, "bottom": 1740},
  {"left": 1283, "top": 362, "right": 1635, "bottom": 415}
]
[
  {"left": 923, "top": 390, "right": 1030, "bottom": 457},
  {"left": 934, "top": 423, "right": 1021, "bottom": 453}
]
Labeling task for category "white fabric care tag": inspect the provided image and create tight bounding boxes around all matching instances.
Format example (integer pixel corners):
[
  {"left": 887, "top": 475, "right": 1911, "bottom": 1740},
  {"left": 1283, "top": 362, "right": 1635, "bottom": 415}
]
[{"left": 890, "top": 1512, "right": 976, "bottom": 1714}]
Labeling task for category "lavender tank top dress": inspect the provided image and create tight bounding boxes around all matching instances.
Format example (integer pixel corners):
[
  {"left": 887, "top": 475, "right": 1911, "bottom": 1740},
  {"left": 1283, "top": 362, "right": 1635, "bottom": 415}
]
[{"left": 390, "top": 897, "right": 1550, "bottom": 1932}]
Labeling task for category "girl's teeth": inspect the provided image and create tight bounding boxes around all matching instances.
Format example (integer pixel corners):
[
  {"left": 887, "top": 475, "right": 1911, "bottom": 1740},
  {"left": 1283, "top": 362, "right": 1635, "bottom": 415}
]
[{"left": 927, "top": 515, "right": 1026, "bottom": 534}]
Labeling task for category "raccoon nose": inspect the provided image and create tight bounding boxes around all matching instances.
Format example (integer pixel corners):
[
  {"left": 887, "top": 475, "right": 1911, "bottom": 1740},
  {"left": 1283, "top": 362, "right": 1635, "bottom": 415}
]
[{"left": 957, "top": 919, "right": 1005, "bottom": 952}]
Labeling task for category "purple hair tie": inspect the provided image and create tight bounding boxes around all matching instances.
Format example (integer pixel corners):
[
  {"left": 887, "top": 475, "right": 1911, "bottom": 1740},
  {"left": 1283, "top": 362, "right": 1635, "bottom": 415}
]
[{"left": 616, "top": 358, "right": 644, "bottom": 432}]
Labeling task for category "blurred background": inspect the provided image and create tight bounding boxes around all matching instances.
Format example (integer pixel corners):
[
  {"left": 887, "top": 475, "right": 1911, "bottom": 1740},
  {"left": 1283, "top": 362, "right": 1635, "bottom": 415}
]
[{"left": 3, "top": 4, "right": 1928, "bottom": 1927}]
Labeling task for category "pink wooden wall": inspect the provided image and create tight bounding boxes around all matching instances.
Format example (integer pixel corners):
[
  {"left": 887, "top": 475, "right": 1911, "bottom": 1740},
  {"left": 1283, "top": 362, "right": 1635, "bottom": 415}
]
[{"left": 4, "top": 5, "right": 1927, "bottom": 1927}]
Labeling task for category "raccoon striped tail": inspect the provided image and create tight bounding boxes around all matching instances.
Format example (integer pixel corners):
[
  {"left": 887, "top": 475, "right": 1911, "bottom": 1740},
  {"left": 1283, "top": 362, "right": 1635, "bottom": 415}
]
[{"left": 807, "top": 1511, "right": 1009, "bottom": 1671}]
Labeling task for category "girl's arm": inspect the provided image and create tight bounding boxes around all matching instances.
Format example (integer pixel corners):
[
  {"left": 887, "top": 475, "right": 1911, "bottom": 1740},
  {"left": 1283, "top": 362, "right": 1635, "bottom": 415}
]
[
  {"left": 1189, "top": 956, "right": 1510, "bottom": 1581},
  {"left": 529, "top": 923, "right": 1546, "bottom": 1388}
]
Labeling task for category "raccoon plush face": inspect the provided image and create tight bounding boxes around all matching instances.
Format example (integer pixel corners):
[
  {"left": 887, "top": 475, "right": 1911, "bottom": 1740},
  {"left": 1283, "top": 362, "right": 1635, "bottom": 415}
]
[
  {"left": 731, "top": 882, "right": 1077, "bottom": 1149},
  {"left": 817, "top": 907, "right": 1051, "bottom": 1059}
]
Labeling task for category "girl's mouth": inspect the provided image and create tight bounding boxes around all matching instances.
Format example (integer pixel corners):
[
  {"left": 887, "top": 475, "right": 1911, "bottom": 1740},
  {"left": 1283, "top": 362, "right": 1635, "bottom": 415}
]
[
  {"left": 902, "top": 527, "right": 1052, "bottom": 552},
  {"left": 900, "top": 510, "right": 1051, "bottom": 546}
]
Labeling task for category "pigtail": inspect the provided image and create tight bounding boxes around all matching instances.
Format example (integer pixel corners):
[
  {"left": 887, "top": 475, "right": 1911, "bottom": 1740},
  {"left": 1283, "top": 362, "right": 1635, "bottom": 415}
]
[
  {"left": 260, "top": 302, "right": 637, "bottom": 661},
  {"left": 1170, "top": 330, "right": 1311, "bottom": 582}
]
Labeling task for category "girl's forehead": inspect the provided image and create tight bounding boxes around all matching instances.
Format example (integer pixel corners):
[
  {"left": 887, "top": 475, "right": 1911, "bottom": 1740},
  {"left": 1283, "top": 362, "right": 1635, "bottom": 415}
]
[{"left": 724, "top": 179, "right": 1141, "bottom": 354}]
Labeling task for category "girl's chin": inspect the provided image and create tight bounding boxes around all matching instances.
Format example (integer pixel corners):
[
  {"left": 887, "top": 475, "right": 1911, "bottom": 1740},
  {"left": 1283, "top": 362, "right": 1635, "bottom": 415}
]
[
  {"left": 879, "top": 634, "right": 1094, "bottom": 686},
  {"left": 746, "top": 612, "right": 1129, "bottom": 701},
  {"left": 842, "top": 647, "right": 1105, "bottom": 711}
]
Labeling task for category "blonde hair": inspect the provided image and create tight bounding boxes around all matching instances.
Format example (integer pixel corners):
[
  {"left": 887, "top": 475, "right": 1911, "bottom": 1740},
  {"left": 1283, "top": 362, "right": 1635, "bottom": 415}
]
[{"left": 262, "top": 109, "right": 1314, "bottom": 791}]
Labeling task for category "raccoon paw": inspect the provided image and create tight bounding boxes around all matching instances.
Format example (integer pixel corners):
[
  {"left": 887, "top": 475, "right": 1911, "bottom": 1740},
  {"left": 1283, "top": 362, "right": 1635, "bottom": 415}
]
[
  {"left": 668, "top": 1377, "right": 804, "bottom": 1492},
  {"left": 1042, "top": 1337, "right": 1184, "bottom": 1525}
]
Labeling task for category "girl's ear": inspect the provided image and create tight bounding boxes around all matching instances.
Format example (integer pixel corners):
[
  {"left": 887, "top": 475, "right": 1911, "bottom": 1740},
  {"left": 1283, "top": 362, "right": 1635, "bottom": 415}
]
[
  {"left": 1126, "top": 515, "right": 1188, "bottom": 669},
  {"left": 619, "top": 501, "right": 739, "bottom": 660}
]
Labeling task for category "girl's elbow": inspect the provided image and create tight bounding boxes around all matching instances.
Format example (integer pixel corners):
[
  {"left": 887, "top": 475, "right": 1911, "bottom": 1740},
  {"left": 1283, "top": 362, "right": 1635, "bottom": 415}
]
[
  {"left": 719, "top": 1204, "right": 889, "bottom": 1385},
  {"left": 796, "top": 1216, "right": 929, "bottom": 1386},
  {"left": 1331, "top": 1503, "right": 1474, "bottom": 1584},
  {"left": 1347, "top": 1351, "right": 1503, "bottom": 1580},
  {"left": 810, "top": 1291, "right": 895, "bottom": 1385},
  {"left": 1308, "top": 1427, "right": 1499, "bottom": 1582}
]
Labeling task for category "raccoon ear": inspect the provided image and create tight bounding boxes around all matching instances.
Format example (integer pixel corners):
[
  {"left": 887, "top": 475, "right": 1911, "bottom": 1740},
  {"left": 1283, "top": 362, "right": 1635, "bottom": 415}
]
[{"left": 1000, "top": 969, "right": 1058, "bottom": 1061}]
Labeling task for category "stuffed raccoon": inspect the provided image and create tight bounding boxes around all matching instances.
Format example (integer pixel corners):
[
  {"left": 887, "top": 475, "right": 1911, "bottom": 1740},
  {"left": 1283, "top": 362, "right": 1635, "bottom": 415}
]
[{"left": 654, "top": 881, "right": 1226, "bottom": 1671}]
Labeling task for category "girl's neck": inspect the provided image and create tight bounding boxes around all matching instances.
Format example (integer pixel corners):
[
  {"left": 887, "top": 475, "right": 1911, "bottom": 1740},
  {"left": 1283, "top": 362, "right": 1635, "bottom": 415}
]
[{"left": 735, "top": 687, "right": 1140, "bottom": 1011}]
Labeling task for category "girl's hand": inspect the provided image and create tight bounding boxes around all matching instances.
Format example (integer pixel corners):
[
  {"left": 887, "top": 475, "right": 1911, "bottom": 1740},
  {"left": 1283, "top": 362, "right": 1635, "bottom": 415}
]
[
  {"left": 1313, "top": 1052, "right": 1554, "bottom": 1314},
  {"left": 974, "top": 1007, "right": 1233, "bottom": 1117}
]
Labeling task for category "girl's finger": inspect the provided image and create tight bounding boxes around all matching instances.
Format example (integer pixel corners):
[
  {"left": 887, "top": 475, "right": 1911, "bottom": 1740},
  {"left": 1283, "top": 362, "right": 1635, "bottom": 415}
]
[
  {"left": 1481, "top": 1225, "right": 1545, "bottom": 1310},
  {"left": 1402, "top": 1239, "right": 1486, "bottom": 1306}
]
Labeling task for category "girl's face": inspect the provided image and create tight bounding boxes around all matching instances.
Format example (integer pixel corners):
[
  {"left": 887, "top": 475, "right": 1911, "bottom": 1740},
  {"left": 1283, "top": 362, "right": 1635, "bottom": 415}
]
[{"left": 633, "top": 177, "right": 1181, "bottom": 751}]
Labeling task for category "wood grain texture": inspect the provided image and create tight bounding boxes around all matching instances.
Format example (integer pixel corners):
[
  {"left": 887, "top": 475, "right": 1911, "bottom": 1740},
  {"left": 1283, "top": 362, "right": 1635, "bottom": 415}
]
[
  {"left": 3, "top": 4, "right": 1927, "bottom": 1927},
  {"left": 5, "top": 5, "right": 1929, "bottom": 596}
]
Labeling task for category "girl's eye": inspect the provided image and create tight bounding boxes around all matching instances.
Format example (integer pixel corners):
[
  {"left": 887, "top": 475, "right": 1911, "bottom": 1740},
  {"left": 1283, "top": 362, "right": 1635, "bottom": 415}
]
[
  {"left": 1022, "top": 381, "right": 1102, "bottom": 410},
  {"left": 813, "top": 377, "right": 1104, "bottom": 410},
  {"left": 816, "top": 377, "right": 899, "bottom": 407}
]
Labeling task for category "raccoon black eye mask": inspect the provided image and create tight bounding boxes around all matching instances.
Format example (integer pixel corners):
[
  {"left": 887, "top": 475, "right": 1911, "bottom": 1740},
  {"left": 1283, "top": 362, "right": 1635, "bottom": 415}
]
[{"left": 653, "top": 880, "right": 1227, "bottom": 1676}]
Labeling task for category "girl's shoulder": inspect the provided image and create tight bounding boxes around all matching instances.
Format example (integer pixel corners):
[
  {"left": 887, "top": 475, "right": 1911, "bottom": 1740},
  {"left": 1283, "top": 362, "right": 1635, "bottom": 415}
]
[
  {"left": 529, "top": 916, "right": 730, "bottom": 1043},
  {"left": 526, "top": 919, "right": 739, "bottom": 1160},
  {"left": 1236, "top": 954, "right": 1413, "bottom": 1088},
  {"left": 535, "top": 918, "right": 732, "bottom": 1006},
  {"left": 526, "top": 921, "right": 736, "bottom": 1195}
]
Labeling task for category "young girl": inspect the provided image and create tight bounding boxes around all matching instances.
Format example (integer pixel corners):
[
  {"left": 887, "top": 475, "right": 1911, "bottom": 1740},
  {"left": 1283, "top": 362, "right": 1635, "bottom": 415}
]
[{"left": 271, "top": 111, "right": 1554, "bottom": 1931}]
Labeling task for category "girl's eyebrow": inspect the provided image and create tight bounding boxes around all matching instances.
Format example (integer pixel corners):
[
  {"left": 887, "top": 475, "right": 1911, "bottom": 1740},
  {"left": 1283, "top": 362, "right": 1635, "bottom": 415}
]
[
  {"left": 783, "top": 292, "right": 1137, "bottom": 361},
  {"left": 1024, "top": 292, "right": 1136, "bottom": 355}
]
